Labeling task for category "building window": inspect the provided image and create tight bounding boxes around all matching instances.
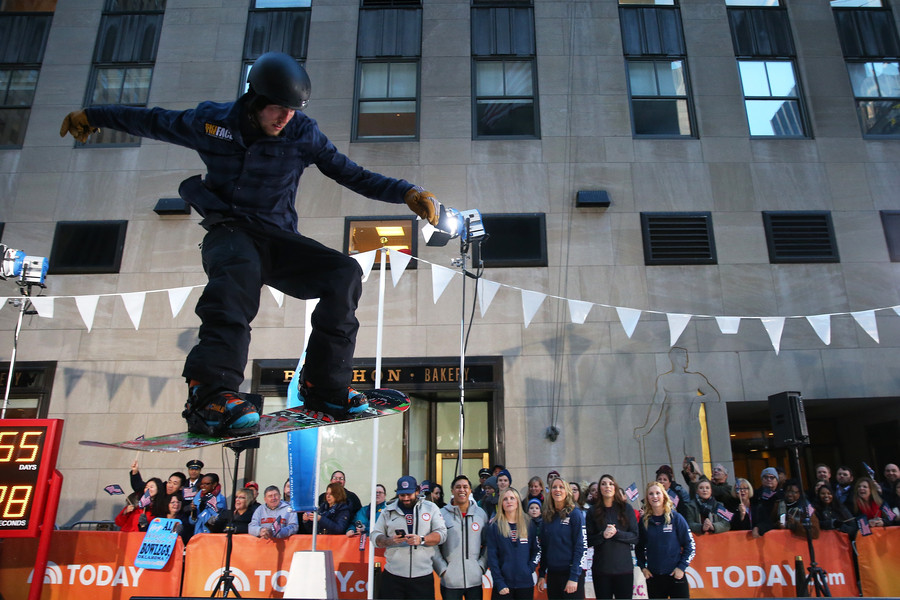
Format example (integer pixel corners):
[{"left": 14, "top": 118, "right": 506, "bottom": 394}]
[
  {"left": 831, "top": 1, "right": 883, "bottom": 6},
  {"left": 881, "top": 211, "right": 900, "bottom": 262},
  {"left": 737, "top": 60, "right": 805, "bottom": 136},
  {"left": 344, "top": 216, "right": 417, "bottom": 268},
  {"left": 640, "top": 212, "right": 717, "bottom": 265},
  {"left": 728, "top": 3, "right": 809, "bottom": 137},
  {"left": 0, "top": 2, "right": 54, "bottom": 148},
  {"left": 471, "top": 3, "right": 539, "bottom": 138},
  {"left": 620, "top": 4, "right": 696, "bottom": 137},
  {"left": 762, "top": 211, "right": 839, "bottom": 264},
  {"left": 83, "top": 0, "right": 165, "bottom": 146},
  {"left": 476, "top": 213, "right": 547, "bottom": 268},
  {"left": 241, "top": 0, "right": 311, "bottom": 95},
  {"left": 832, "top": 1, "right": 900, "bottom": 137},
  {"left": 49, "top": 221, "right": 128, "bottom": 274},
  {"left": 0, "top": 361, "right": 55, "bottom": 420},
  {"left": 353, "top": 2, "right": 421, "bottom": 140}
]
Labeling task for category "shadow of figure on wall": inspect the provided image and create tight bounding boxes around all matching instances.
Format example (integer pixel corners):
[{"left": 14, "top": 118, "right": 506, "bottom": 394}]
[{"left": 633, "top": 347, "right": 721, "bottom": 484}]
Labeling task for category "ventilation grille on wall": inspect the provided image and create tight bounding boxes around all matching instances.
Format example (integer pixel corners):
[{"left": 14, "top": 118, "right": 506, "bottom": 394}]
[
  {"left": 641, "top": 212, "right": 717, "bottom": 265},
  {"left": 763, "top": 211, "right": 839, "bottom": 263}
]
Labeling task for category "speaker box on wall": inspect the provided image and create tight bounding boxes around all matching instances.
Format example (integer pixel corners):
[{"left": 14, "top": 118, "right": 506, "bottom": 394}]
[{"left": 768, "top": 391, "right": 809, "bottom": 448}]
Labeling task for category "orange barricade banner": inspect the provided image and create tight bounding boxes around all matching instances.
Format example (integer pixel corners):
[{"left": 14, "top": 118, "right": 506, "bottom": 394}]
[
  {"left": 183, "top": 533, "right": 384, "bottom": 598},
  {"left": 0, "top": 531, "right": 183, "bottom": 600},
  {"left": 856, "top": 526, "right": 900, "bottom": 597},
  {"left": 685, "top": 529, "right": 857, "bottom": 598}
]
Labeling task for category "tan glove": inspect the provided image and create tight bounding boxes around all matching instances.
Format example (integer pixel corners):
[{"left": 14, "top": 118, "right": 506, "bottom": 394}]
[
  {"left": 59, "top": 110, "right": 99, "bottom": 143},
  {"left": 404, "top": 186, "right": 441, "bottom": 226}
]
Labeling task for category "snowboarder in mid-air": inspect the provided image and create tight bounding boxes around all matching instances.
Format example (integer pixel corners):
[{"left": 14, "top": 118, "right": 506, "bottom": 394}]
[{"left": 60, "top": 52, "right": 440, "bottom": 436}]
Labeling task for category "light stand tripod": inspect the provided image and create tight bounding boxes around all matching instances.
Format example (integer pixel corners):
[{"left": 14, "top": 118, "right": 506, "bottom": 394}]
[
  {"left": 209, "top": 441, "right": 247, "bottom": 598},
  {"left": 451, "top": 216, "right": 486, "bottom": 477},
  {"left": 2, "top": 281, "right": 43, "bottom": 418},
  {"left": 786, "top": 441, "right": 831, "bottom": 598}
]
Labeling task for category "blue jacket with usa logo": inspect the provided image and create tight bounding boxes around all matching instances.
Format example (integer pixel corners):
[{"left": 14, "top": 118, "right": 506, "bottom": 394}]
[
  {"left": 538, "top": 507, "right": 587, "bottom": 582},
  {"left": 84, "top": 98, "right": 414, "bottom": 233},
  {"left": 485, "top": 520, "right": 540, "bottom": 591}
]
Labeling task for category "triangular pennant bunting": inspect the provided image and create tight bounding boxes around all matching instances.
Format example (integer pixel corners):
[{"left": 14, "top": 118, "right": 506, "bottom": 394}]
[
  {"left": 478, "top": 279, "right": 500, "bottom": 318},
  {"left": 168, "top": 287, "right": 193, "bottom": 318},
  {"left": 352, "top": 249, "right": 377, "bottom": 282},
  {"left": 30, "top": 296, "right": 54, "bottom": 318},
  {"left": 121, "top": 292, "right": 146, "bottom": 330},
  {"left": 893, "top": 306, "right": 900, "bottom": 317},
  {"left": 715, "top": 316, "right": 741, "bottom": 334},
  {"left": 667, "top": 313, "right": 692, "bottom": 347},
  {"left": 75, "top": 295, "right": 100, "bottom": 332},
  {"left": 761, "top": 317, "right": 786, "bottom": 355},
  {"left": 805, "top": 314, "right": 832, "bottom": 345},
  {"left": 851, "top": 310, "right": 879, "bottom": 343},
  {"left": 567, "top": 299, "right": 593, "bottom": 325},
  {"left": 521, "top": 290, "right": 546, "bottom": 328},
  {"left": 389, "top": 249, "right": 412, "bottom": 287},
  {"left": 616, "top": 307, "right": 641, "bottom": 338},
  {"left": 267, "top": 286, "right": 285, "bottom": 308},
  {"left": 431, "top": 264, "right": 455, "bottom": 304}
]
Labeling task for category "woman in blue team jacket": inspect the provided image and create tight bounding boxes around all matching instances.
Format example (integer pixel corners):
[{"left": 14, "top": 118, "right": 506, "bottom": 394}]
[
  {"left": 302, "top": 482, "right": 351, "bottom": 534},
  {"left": 636, "top": 482, "right": 695, "bottom": 599},
  {"left": 486, "top": 488, "right": 541, "bottom": 599},
  {"left": 538, "top": 478, "right": 587, "bottom": 599}
]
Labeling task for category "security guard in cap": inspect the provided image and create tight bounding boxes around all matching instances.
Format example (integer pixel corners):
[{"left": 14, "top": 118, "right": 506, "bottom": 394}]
[{"left": 185, "top": 460, "right": 204, "bottom": 498}]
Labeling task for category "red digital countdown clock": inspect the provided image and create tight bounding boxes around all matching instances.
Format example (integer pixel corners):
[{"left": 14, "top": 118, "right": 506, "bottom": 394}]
[{"left": 0, "top": 419, "right": 63, "bottom": 538}]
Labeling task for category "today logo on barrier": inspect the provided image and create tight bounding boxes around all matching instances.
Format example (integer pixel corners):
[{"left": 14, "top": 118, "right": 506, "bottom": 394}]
[{"left": 27, "top": 561, "right": 145, "bottom": 587}]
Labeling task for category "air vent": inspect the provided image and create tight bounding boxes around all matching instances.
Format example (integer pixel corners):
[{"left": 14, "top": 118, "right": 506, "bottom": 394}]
[
  {"left": 641, "top": 212, "right": 717, "bottom": 265},
  {"left": 763, "top": 211, "right": 839, "bottom": 263}
]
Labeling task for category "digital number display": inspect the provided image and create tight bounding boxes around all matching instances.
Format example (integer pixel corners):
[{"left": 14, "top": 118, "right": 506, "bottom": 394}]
[{"left": 0, "top": 426, "right": 47, "bottom": 530}]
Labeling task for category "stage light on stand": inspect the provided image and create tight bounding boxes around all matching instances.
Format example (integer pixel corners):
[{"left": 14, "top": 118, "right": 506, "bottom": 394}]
[
  {"left": 423, "top": 204, "right": 486, "bottom": 247},
  {"left": 0, "top": 244, "right": 48, "bottom": 286}
]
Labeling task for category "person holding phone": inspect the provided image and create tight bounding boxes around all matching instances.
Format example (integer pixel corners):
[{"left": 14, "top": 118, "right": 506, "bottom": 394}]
[{"left": 372, "top": 476, "right": 447, "bottom": 599}]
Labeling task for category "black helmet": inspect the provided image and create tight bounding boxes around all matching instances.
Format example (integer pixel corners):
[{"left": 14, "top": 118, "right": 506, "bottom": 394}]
[{"left": 247, "top": 52, "right": 311, "bottom": 110}]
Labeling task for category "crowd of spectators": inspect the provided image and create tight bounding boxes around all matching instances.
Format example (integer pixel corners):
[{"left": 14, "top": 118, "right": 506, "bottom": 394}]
[{"left": 112, "top": 457, "right": 899, "bottom": 598}]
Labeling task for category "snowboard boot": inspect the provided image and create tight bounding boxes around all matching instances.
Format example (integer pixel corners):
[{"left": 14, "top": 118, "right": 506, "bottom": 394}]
[
  {"left": 299, "top": 381, "right": 369, "bottom": 419},
  {"left": 182, "top": 384, "right": 260, "bottom": 436}
]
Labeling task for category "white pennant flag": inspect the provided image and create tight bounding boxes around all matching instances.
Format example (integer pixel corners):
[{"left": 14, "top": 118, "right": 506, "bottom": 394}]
[
  {"left": 168, "top": 287, "right": 193, "bottom": 318},
  {"left": 75, "top": 295, "right": 100, "bottom": 332},
  {"left": 667, "top": 313, "right": 692, "bottom": 346},
  {"left": 478, "top": 279, "right": 500, "bottom": 317},
  {"left": 267, "top": 286, "right": 285, "bottom": 307},
  {"left": 121, "top": 292, "right": 146, "bottom": 330},
  {"left": 851, "top": 310, "right": 880, "bottom": 343},
  {"left": 0, "top": 298, "right": 6, "bottom": 312},
  {"left": 806, "top": 314, "right": 832, "bottom": 345},
  {"left": 388, "top": 249, "right": 412, "bottom": 287},
  {"left": 521, "top": 290, "right": 546, "bottom": 328},
  {"left": 893, "top": 306, "right": 900, "bottom": 317},
  {"left": 616, "top": 307, "right": 641, "bottom": 338},
  {"left": 30, "top": 296, "right": 54, "bottom": 319},
  {"left": 568, "top": 299, "right": 593, "bottom": 324},
  {"left": 352, "top": 249, "right": 378, "bottom": 282},
  {"left": 715, "top": 316, "right": 741, "bottom": 334},
  {"left": 305, "top": 299, "right": 318, "bottom": 348},
  {"left": 431, "top": 264, "right": 456, "bottom": 304},
  {"left": 761, "top": 317, "right": 786, "bottom": 355}
]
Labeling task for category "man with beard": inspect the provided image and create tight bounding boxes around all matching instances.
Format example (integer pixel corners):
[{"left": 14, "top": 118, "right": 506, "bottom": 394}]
[{"left": 372, "top": 476, "right": 447, "bottom": 599}]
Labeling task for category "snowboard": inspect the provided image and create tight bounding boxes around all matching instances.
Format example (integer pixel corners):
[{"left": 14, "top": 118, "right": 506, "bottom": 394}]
[{"left": 79, "top": 388, "right": 409, "bottom": 453}]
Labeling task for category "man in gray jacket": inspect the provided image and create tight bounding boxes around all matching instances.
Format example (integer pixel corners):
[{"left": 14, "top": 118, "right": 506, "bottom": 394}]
[
  {"left": 434, "top": 475, "right": 488, "bottom": 600},
  {"left": 248, "top": 485, "right": 299, "bottom": 539},
  {"left": 372, "top": 476, "right": 447, "bottom": 599}
]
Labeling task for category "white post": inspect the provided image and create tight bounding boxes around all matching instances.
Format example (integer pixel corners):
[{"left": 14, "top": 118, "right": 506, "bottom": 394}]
[{"left": 367, "top": 246, "right": 387, "bottom": 599}]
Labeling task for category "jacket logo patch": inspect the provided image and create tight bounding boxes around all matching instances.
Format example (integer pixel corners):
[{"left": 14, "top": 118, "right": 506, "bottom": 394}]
[
  {"left": 471, "top": 522, "right": 480, "bottom": 531},
  {"left": 422, "top": 513, "right": 431, "bottom": 521},
  {"left": 204, "top": 123, "right": 233, "bottom": 140}
]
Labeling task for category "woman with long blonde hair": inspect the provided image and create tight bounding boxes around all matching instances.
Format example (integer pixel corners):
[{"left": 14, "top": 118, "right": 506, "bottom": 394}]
[
  {"left": 486, "top": 488, "right": 540, "bottom": 599},
  {"left": 636, "top": 482, "right": 695, "bottom": 599},
  {"left": 538, "top": 478, "right": 587, "bottom": 599}
]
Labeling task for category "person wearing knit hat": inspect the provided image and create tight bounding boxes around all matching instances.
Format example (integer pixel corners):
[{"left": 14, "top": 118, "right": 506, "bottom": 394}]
[
  {"left": 478, "top": 476, "right": 499, "bottom": 522},
  {"left": 750, "top": 467, "right": 784, "bottom": 538},
  {"left": 527, "top": 498, "right": 543, "bottom": 532},
  {"left": 497, "top": 469, "right": 512, "bottom": 493},
  {"left": 655, "top": 465, "right": 690, "bottom": 518}
]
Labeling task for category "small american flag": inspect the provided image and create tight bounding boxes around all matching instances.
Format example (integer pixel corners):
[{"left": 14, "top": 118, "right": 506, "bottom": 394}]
[
  {"left": 717, "top": 506, "right": 733, "bottom": 521},
  {"left": 139, "top": 491, "right": 151, "bottom": 507},
  {"left": 206, "top": 496, "right": 219, "bottom": 513},
  {"left": 807, "top": 504, "right": 816, "bottom": 517},
  {"left": 858, "top": 516, "right": 872, "bottom": 536},
  {"left": 625, "top": 483, "right": 639, "bottom": 502},
  {"left": 881, "top": 504, "right": 896, "bottom": 521}
]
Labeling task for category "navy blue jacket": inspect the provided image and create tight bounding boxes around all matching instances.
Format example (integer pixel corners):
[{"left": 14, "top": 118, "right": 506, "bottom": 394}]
[
  {"left": 636, "top": 511, "right": 695, "bottom": 576},
  {"left": 85, "top": 100, "right": 414, "bottom": 233},
  {"left": 538, "top": 508, "right": 587, "bottom": 582},
  {"left": 486, "top": 521, "right": 540, "bottom": 591}
]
